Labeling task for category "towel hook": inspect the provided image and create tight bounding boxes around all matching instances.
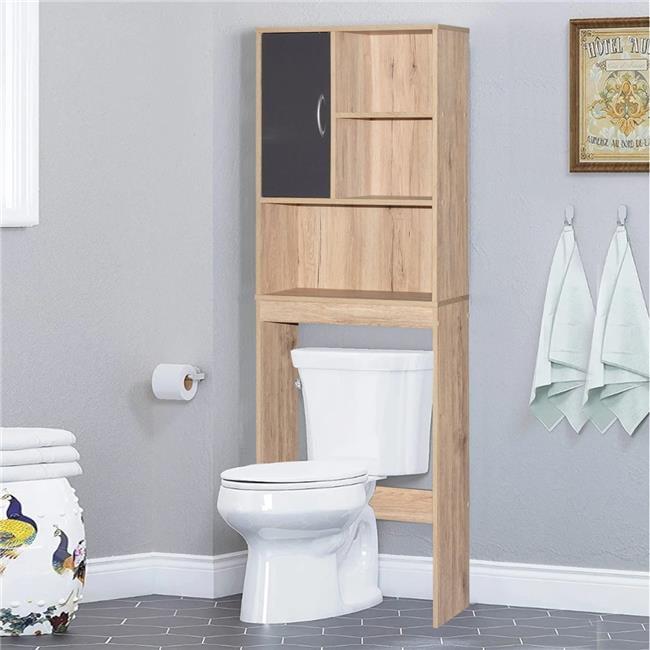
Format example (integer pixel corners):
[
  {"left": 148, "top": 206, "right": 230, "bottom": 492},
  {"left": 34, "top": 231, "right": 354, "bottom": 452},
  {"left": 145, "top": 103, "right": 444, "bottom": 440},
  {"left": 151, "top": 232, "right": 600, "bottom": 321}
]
[
  {"left": 617, "top": 204, "right": 628, "bottom": 226},
  {"left": 564, "top": 205, "right": 575, "bottom": 226}
]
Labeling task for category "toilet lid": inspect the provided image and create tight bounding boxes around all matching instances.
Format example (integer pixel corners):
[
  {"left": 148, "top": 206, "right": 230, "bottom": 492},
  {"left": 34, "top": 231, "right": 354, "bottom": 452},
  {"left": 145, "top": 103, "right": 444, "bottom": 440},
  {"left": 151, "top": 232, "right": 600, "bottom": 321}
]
[{"left": 221, "top": 460, "right": 368, "bottom": 490}]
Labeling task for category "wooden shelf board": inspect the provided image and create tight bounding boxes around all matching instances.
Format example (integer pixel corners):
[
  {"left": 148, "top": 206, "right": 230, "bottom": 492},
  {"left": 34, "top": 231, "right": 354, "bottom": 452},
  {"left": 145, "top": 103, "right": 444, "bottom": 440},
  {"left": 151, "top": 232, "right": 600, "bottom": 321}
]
[
  {"left": 260, "top": 196, "right": 432, "bottom": 207},
  {"left": 257, "top": 289, "right": 434, "bottom": 328},
  {"left": 267, "top": 288, "right": 432, "bottom": 301},
  {"left": 336, "top": 112, "right": 433, "bottom": 120},
  {"left": 370, "top": 486, "right": 433, "bottom": 524}
]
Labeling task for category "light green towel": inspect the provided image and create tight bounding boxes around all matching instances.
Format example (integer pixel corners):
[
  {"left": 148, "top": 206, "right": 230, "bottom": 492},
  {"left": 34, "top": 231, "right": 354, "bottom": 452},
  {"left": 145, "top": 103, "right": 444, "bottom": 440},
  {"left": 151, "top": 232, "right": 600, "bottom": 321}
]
[
  {"left": 530, "top": 225, "right": 594, "bottom": 432},
  {"left": 583, "top": 225, "right": 649, "bottom": 435}
]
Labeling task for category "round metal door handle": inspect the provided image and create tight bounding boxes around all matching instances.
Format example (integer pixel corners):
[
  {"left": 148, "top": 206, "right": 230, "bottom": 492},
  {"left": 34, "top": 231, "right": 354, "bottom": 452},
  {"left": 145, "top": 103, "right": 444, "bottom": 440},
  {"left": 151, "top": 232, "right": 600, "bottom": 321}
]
[{"left": 316, "top": 93, "right": 326, "bottom": 138}]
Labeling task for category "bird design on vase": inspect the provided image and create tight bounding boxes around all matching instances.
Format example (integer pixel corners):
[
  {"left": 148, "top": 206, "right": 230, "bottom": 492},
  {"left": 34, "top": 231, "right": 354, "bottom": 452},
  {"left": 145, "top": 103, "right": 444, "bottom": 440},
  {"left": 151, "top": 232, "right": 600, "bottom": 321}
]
[
  {"left": 52, "top": 526, "right": 86, "bottom": 585},
  {"left": 0, "top": 493, "right": 38, "bottom": 573}
]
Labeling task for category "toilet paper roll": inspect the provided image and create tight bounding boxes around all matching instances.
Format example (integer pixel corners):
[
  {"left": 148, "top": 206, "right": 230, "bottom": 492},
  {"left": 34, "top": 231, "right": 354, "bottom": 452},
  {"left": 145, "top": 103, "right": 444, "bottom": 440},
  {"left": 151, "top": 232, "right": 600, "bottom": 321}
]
[{"left": 152, "top": 364, "right": 200, "bottom": 401}]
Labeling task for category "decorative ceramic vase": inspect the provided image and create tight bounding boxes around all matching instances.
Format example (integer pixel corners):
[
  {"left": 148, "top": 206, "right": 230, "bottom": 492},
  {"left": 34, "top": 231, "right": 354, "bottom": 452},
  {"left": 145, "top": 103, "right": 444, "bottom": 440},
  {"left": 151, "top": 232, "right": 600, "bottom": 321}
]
[{"left": 0, "top": 478, "right": 85, "bottom": 636}]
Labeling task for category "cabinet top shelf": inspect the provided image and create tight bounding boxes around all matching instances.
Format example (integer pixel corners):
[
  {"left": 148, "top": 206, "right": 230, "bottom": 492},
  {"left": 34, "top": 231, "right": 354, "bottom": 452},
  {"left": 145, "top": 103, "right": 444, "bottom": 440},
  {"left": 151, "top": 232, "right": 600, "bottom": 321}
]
[{"left": 256, "top": 24, "right": 469, "bottom": 34}]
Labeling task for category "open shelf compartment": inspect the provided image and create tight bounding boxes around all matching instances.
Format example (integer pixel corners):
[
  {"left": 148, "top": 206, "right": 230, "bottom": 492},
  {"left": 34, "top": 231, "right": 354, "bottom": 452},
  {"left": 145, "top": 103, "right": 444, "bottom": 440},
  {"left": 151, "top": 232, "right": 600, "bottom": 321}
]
[
  {"left": 259, "top": 203, "right": 433, "bottom": 296},
  {"left": 335, "top": 118, "right": 432, "bottom": 199}
]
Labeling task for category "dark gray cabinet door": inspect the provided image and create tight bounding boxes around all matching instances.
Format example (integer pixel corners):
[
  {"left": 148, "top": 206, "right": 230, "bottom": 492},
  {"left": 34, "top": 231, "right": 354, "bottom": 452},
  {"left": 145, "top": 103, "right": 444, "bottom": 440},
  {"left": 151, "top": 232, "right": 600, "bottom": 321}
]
[{"left": 261, "top": 32, "right": 330, "bottom": 198}]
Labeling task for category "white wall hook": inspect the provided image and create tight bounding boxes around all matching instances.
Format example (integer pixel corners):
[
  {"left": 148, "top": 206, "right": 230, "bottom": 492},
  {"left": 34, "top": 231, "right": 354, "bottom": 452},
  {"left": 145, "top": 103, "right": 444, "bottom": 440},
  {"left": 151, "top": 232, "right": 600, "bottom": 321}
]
[
  {"left": 617, "top": 204, "right": 628, "bottom": 225},
  {"left": 564, "top": 205, "right": 575, "bottom": 226}
]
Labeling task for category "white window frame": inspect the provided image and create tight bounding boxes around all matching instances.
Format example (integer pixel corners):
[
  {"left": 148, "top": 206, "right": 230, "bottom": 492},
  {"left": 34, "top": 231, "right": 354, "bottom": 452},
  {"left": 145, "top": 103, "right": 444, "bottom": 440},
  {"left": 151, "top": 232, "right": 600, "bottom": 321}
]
[{"left": 1, "top": 0, "right": 39, "bottom": 227}]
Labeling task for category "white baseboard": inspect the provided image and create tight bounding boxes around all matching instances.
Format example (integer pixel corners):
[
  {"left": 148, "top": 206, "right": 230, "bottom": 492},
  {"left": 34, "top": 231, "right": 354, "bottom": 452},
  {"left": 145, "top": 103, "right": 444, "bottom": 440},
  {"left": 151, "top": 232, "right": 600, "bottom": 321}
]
[
  {"left": 85, "top": 552, "right": 648, "bottom": 616},
  {"left": 470, "top": 559, "right": 649, "bottom": 617},
  {"left": 84, "top": 551, "right": 247, "bottom": 603}
]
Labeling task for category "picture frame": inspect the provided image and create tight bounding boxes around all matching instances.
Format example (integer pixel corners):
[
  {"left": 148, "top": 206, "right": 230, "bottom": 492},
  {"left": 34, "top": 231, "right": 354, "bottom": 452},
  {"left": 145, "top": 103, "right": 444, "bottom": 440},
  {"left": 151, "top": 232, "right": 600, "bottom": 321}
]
[{"left": 569, "top": 17, "right": 649, "bottom": 172}]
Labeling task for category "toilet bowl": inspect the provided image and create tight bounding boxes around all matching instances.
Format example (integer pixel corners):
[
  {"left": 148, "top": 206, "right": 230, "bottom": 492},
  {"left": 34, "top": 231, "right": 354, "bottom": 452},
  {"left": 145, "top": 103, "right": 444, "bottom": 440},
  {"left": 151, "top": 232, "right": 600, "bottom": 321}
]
[
  {"left": 217, "top": 460, "right": 382, "bottom": 624},
  {"left": 218, "top": 347, "right": 433, "bottom": 624}
]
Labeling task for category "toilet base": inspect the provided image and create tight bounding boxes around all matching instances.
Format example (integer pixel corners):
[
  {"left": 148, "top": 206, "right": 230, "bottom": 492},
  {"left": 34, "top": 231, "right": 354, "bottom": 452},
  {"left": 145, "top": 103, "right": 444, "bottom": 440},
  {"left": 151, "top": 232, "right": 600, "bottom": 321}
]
[{"left": 239, "top": 504, "right": 382, "bottom": 624}]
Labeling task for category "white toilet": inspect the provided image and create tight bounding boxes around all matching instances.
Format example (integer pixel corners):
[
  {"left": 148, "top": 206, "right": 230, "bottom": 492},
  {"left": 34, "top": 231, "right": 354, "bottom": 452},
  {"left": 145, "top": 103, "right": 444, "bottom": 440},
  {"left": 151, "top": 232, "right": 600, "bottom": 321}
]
[{"left": 217, "top": 347, "right": 433, "bottom": 624}]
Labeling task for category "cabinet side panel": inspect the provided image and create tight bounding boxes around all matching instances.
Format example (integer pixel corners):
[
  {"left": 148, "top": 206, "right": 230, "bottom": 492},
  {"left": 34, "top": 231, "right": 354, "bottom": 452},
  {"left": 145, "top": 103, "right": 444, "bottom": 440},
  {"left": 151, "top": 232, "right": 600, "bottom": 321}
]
[
  {"left": 436, "top": 29, "right": 468, "bottom": 303},
  {"left": 433, "top": 299, "right": 469, "bottom": 625},
  {"left": 256, "top": 318, "right": 299, "bottom": 462},
  {"left": 432, "top": 26, "right": 469, "bottom": 627}
]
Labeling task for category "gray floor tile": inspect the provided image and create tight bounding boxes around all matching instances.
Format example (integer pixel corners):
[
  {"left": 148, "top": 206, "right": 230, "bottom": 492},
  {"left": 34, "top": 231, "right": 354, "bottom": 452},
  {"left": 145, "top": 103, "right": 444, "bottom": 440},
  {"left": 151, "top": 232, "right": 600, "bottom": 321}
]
[
  {"left": 24, "top": 635, "right": 109, "bottom": 646},
  {"left": 130, "top": 594, "right": 184, "bottom": 602},
  {"left": 360, "top": 608, "right": 402, "bottom": 619},
  {"left": 326, "top": 624, "right": 402, "bottom": 637},
  {"left": 120, "top": 615, "right": 212, "bottom": 627},
  {"left": 284, "top": 634, "right": 363, "bottom": 647},
  {"left": 521, "top": 635, "right": 596, "bottom": 648},
  {"left": 199, "top": 633, "right": 284, "bottom": 646},
  {"left": 67, "top": 615, "right": 128, "bottom": 626},
  {"left": 77, "top": 606, "right": 179, "bottom": 618},
  {"left": 245, "top": 623, "right": 324, "bottom": 637},
  {"left": 288, "top": 616, "right": 362, "bottom": 627},
  {"left": 603, "top": 615, "right": 649, "bottom": 625},
  {"left": 522, "top": 617, "right": 592, "bottom": 630},
  {"left": 82, "top": 599, "right": 140, "bottom": 609},
  {"left": 38, "top": 594, "right": 644, "bottom": 650},
  {"left": 106, "top": 634, "right": 204, "bottom": 646},
  {"left": 428, "top": 634, "right": 520, "bottom": 647},
  {"left": 478, "top": 624, "right": 554, "bottom": 638},
  {"left": 362, "top": 616, "right": 449, "bottom": 628},
  {"left": 610, "top": 629, "right": 650, "bottom": 643},
  {"left": 209, "top": 607, "right": 248, "bottom": 620},
  {"left": 591, "top": 621, "right": 647, "bottom": 633},
  {"left": 70, "top": 623, "right": 169, "bottom": 636},
  {"left": 172, "top": 623, "right": 245, "bottom": 636},
  {"left": 439, "top": 616, "right": 513, "bottom": 629},
  {"left": 578, "top": 641, "right": 649, "bottom": 649},
  {"left": 483, "top": 608, "right": 552, "bottom": 620},
  {"left": 370, "top": 635, "right": 442, "bottom": 647},
  {"left": 547, "top": 610, "right": 604, "bottom": 621},
  {"left": 400, "top": 607, "right": 436, "bottom": 620},
  {"left": 310, "top": 646, "right": 393, "bottom": 650}
]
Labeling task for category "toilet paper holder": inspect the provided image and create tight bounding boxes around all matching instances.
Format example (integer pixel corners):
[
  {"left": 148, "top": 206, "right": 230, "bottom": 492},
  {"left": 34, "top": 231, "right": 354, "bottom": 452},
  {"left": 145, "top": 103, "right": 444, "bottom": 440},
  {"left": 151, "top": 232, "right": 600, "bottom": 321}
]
[{"left": 184, "top": 367, "right": 206, "bottom": 390}]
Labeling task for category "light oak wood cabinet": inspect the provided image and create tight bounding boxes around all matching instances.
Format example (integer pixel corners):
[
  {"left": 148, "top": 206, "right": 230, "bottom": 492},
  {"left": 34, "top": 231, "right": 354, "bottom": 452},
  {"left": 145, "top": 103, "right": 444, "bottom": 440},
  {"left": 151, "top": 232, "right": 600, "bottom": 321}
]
[{"left": 255, "top": 24, "right": 469, "bottom": 627}]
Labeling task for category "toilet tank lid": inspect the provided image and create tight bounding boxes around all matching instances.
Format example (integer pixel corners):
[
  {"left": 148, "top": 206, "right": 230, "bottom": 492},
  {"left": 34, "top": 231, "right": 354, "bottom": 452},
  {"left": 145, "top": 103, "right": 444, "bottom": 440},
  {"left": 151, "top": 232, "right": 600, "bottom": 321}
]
[
  {"left": 291, "top": 348, "right": 433, "bottom": 371},
  {"left": 221, "top": 460, "right": 367, "bottom": 484}
]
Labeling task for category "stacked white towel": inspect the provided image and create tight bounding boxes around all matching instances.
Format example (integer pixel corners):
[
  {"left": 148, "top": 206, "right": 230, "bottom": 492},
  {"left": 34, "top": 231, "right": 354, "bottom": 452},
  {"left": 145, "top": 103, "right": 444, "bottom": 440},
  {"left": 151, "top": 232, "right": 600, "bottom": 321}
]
[{"left": 0, "top": 428, "right": 82, "bottom": 483}]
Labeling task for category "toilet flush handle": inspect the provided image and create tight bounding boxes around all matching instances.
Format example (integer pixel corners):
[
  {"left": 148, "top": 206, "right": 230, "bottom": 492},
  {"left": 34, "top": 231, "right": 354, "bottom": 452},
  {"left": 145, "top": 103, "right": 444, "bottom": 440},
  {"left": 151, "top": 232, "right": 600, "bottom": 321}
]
[{"left": 294, "top": 378, "right": 302, "bottom": 390}]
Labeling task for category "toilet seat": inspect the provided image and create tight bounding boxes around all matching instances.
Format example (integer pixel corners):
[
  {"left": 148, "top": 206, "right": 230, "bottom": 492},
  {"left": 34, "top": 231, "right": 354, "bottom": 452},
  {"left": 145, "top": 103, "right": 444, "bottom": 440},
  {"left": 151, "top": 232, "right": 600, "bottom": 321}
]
[{"left": 221, "top": 459, "right": 368, "bottom": 491}]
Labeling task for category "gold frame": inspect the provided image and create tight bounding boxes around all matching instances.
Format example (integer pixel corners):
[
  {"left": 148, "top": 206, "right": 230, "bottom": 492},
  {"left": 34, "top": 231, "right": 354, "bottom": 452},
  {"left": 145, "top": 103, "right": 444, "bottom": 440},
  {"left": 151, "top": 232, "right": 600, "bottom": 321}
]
[{"left": 569, "top": 17, "right": 649, "bottom": 172}]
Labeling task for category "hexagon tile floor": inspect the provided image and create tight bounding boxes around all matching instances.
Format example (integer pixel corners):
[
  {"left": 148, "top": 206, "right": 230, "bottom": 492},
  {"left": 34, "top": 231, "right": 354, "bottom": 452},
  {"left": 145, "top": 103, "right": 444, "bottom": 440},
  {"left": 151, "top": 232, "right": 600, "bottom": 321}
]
[{"left": 1, "top": 594, "right": 648, "bottom": 650}]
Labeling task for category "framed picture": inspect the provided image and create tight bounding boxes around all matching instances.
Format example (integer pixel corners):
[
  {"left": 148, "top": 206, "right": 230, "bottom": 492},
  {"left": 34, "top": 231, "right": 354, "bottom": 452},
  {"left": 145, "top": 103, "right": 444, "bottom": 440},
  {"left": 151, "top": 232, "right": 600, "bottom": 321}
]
[{"left": 569, "top": 17, "right": 649, "bottom": 172}]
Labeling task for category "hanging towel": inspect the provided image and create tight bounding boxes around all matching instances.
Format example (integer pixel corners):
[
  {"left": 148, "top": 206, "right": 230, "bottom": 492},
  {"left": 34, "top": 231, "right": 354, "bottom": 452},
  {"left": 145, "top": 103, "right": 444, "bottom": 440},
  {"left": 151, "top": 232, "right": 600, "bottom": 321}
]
[
  {"left": 0, "top": 461, "right": 82, "bottom": 483},
  {"left": 584, "top": 224, "right": 649, "bottom": 434},
  {"left": 530, "top": 224, "right": 594, "bottom": 432},
  {"left": 0, "top": 446, "right": 79, "bottom": 467},
  {"left": 0, "top": 428, "right": 76, "bottom": 451}
]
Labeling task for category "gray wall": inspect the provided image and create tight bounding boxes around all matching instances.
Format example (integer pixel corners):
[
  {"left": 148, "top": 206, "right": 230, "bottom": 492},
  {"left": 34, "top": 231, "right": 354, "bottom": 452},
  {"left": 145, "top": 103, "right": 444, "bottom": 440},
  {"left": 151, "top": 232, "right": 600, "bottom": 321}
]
[{"left": 1, "top": 1, "right": 647, "bottom": 572}]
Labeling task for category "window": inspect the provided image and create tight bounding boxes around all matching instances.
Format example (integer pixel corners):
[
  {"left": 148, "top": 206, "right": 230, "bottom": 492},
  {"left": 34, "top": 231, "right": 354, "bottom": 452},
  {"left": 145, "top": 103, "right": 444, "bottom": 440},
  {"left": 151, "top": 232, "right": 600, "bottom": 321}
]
[{"left": 1, "top": 0, "right": 39, "bottom": 227}]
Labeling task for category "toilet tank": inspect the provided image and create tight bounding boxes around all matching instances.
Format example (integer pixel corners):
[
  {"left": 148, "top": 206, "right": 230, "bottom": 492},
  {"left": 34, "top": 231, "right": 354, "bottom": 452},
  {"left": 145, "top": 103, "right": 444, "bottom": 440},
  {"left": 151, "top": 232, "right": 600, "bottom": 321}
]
[{"left": 291, "top": 348, "right": 433, "bottom": 476}]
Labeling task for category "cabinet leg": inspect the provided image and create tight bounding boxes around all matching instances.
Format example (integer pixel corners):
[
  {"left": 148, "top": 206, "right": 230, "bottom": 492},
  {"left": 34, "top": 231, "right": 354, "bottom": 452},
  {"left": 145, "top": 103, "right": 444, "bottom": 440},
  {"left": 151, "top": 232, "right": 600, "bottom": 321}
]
[
  {"left": 256, "top": 317, "right": 299, "bottom": 463},
  {"left": 432, "top": 300, "right": 470, "bottom": 626}
]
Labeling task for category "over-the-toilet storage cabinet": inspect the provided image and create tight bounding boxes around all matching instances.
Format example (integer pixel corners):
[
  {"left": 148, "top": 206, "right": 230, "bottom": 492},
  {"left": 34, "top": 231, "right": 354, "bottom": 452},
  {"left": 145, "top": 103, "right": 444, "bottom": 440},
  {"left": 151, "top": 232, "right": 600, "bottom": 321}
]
[{"left": 255, "top": 25, "right": 469, "bottom": 627}]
